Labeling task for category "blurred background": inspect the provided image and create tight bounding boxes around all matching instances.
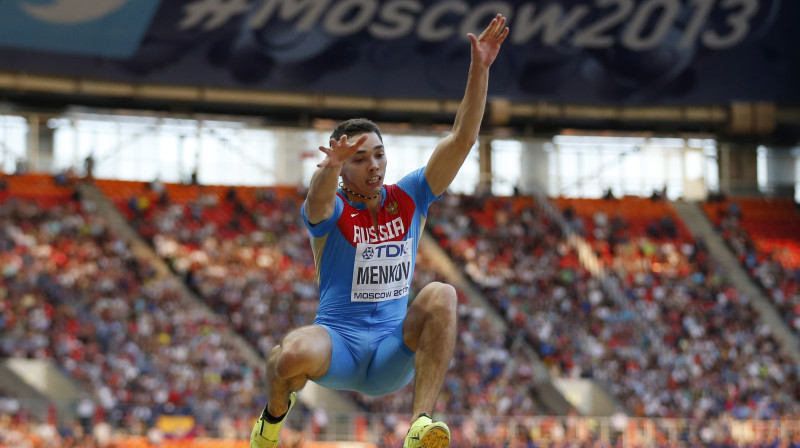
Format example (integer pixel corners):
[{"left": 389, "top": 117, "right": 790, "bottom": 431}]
[{"left": 1, "top": 1, "right": 799, "bottom": 447}]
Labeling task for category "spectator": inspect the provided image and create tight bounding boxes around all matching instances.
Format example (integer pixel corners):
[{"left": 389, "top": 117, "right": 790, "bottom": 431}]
[{"left": 84, "top": 154, "right": 95, "bottom": 179}]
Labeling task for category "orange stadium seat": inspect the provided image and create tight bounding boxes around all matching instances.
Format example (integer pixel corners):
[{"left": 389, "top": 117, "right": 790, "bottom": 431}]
[
  {"left": 1, "top": 172, "right": 75, "bottom": 207},
  {"left": 703, "top": 197, "right": 800, "bottom": 268},
  {"left": 553, "top": 196, "right": 691, "bottom": 241}
]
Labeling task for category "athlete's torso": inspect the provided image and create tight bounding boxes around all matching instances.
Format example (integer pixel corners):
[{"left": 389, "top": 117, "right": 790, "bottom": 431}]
[{"left": 302, "top": 168, "right": 440, "bottom": 331}]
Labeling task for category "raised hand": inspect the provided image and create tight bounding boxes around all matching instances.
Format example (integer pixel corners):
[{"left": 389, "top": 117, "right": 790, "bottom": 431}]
[
  {"left": 467, "top": 14, "right": 509, "bottom": 70},
  {"left": 316, "top": 134, "right": 368, "bottom": 168}
]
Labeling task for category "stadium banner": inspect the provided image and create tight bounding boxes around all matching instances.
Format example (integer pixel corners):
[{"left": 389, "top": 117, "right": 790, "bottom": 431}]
[{"left": 0, "top": 0, "right": 798, "bottom": 105}]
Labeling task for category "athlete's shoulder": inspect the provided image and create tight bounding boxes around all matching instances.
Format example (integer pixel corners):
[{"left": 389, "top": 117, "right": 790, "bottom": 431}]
[{"left": 393, "top": 167, "right": 439, "bottom": 209}]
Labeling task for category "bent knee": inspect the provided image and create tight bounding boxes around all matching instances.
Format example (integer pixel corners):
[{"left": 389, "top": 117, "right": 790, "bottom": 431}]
[
  {"left": 417, "top": 282, "right": 457, "bottom": 317},
  {"left": 274, "top": 346, "right": 304, "bottom": 379},
  {"left": 277, "top": 345, "right": 331, "bottom": 380},
  {"left": 274, "top": 330, "right": 331, "bottom": 379}
]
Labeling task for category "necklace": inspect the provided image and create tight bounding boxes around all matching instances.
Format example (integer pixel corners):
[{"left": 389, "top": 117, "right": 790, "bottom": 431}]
[{"left": 339, "top": 182, "right": 380, "bottom": 200}]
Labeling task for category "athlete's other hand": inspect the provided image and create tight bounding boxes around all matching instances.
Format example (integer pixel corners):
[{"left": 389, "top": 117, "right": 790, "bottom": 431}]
[
  {"left": 317, "top": 134, "right": 369, "bottom": 168},
  {"left": 468, "top": 14, "right": 509, "bottom": 70}
]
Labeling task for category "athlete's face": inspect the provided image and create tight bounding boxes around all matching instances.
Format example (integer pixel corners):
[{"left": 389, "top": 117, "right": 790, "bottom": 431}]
[{"left": 340, "top": 132, "right": 386, "bottom": 199}]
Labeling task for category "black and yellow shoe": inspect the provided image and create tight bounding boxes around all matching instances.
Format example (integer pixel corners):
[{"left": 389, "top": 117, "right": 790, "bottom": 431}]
[
  {"left": 250, "top": 392, "right": 297, "bottom": 448},
  {"left": 403, "top": 413, "right": 451, "bottom": 448}
]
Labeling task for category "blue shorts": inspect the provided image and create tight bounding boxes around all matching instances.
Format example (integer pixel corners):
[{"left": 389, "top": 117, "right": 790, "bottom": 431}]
[{"left": 313, "top": 321, "right": 415, "bottom": 396}]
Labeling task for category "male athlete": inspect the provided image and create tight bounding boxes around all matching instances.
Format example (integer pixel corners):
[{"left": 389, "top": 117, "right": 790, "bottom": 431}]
[{"left": 251, "top": 14, "right": 509, "bottom": 448}]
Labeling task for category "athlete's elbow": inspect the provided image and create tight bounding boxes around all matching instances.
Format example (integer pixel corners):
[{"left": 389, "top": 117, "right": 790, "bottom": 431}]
[{"left": 452, "top": 131, "right": 478, "bottom": 151}]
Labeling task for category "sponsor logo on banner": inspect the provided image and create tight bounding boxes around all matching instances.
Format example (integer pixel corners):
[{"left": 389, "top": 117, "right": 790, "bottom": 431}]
[
  {"left": 0, "top": 0, "right": 795, "bottom": 104},
  {"left": 0, "top": 0, "right": 162, "bottom": 57},
  {"left": 166, "top": 0, "right": 789, "bottom": 102},
  {"left": 180, "top": 0, "right": 771, "bottom": 51},
  {"left": 351, "top": 238, "right": 413, "bottom": 302}
]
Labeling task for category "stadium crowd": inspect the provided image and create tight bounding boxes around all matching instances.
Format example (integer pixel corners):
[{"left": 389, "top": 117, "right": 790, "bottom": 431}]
[
  {"left": 2, "top": 174, "right": 800, "bottom": 447},
  {"left": 428, "top": 194, "right": 800, "bottom": 421},
  {"left": 708, "top": 200, "right": 800, "bottom": 338},
  {"left": 142, "top": 186, "right": 320, "bottom": 362},
  {"left": 0, "top": 192, "right": 267, "bottom": 439}
]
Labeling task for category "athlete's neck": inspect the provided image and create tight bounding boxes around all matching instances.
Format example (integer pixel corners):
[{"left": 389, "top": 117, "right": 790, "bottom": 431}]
[{"left": 340, "top": 182, "right": 380, "bottom": 201}]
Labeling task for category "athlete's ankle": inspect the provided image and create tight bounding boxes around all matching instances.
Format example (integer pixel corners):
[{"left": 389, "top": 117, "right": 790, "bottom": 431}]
[
  {"left": 263, "top": 398, "right": 292, "bottom": 423},
  {"left": 262, "top": 408, "right": 286, "bottom": 424}
]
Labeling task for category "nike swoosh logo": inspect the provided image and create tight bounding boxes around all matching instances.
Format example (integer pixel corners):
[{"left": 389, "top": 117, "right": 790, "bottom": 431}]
[{"left": 351, "top": 213, "right": 359, "bottom": 217}]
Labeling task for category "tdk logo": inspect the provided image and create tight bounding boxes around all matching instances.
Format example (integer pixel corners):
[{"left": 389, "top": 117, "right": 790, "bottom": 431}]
[
  {"left": 0, "top": 0, "right": 162, "bottom": 57},
  {"left": 361, "top": 241, "right": 410, "bottom": 260},
  {"left": 378, "top": 243, "right": 408, "bottom": 259}
]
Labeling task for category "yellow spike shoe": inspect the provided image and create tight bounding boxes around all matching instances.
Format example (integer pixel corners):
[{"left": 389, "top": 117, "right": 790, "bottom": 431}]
[
  {"left": 403, "top": 414, "right": 451, "bottom": 448},
  {"left": 250, "top": 392, "right": 297, "bottom": 448}
]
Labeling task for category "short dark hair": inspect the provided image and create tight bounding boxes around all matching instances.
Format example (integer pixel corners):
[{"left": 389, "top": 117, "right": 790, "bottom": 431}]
[{"left": 330, "top": 118, "right": 383, "bottom": 142}]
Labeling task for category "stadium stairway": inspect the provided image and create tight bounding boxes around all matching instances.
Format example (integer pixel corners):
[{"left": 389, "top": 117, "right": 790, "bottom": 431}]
[
  {"left": 526, "top": 186, "right": 629, "bottom": 415},
  {"left": 671, "top": 201, "right": 800, "bottom": 365},
  {"left": 0, "top": 359, "right": 80, "bottom": 425},
  {"left": 74, "top": 182, "right": 362, "bottom": 416},
  {"left": 419, "top": 233, "right": 575, "bottom": 416}
]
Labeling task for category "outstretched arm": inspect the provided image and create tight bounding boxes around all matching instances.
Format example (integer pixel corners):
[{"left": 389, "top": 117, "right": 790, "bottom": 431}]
[
  {"left": 424, "top": 14, "right": 509, "bottom": 196},
  {"left": 305, "top": 134, "right": 368, "bottom": 224}
]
